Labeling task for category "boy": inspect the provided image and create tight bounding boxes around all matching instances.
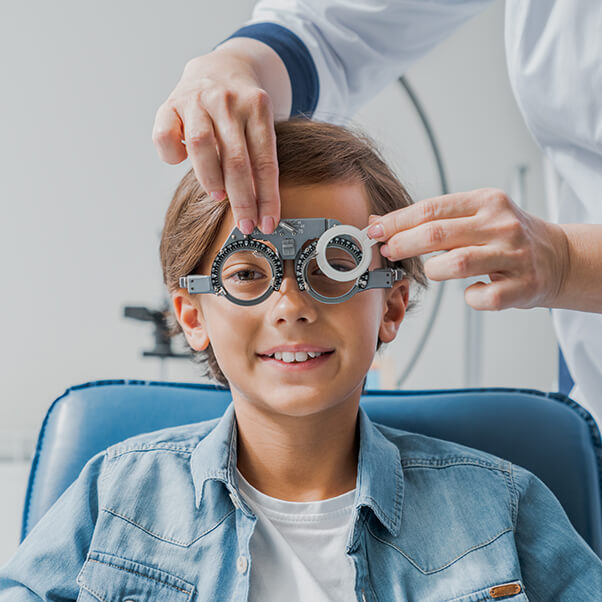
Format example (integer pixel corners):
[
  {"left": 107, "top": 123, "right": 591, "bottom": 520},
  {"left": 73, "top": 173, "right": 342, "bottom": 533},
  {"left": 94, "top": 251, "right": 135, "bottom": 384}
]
[{"left": 1, "top": 119, "right": 600, "bottom": 600}]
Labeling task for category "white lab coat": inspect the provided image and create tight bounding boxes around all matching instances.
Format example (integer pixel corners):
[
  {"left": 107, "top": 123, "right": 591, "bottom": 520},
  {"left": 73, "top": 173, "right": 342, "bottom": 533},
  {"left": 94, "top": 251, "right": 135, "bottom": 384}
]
[{"left": 247, "top": 0, "right": 602, "bottom": 426}]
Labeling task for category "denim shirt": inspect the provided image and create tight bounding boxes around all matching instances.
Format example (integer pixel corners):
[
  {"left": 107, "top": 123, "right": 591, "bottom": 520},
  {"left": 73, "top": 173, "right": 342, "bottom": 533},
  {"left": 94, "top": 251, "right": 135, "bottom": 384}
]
[{"left": 1, "top": 403, "right": 600, "bottom": 601}]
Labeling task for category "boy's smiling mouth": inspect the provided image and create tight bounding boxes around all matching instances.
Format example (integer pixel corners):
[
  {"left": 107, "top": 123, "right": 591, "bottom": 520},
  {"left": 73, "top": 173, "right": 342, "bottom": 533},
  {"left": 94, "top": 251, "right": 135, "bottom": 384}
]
[{"left": 257, "top": 344, "right": 335, "bottom": 368}]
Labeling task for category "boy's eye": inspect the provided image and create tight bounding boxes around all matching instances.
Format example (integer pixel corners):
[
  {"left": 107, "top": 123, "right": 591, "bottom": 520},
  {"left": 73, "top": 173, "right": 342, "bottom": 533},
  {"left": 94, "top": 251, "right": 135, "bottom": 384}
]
[
  {"left": 231, "top": 269, "right": 266, "bottom": 282},
  {"left": 223, "top": 264, "right": 269, "bottom": 283}
]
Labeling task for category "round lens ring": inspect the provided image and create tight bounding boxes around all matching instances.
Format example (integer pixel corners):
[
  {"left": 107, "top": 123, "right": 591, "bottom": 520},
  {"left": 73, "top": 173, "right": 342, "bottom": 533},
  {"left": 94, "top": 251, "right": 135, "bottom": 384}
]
[
  {"left": 307, "top": 246, "right": 358, "bottom": 298},
  {"left": 211, "top": 238, "right": 283, "bottom": 306},
  {"left": 296, "top": 239, "right": 365, "bottom": 304},
  {"left": 221, "top": 249, "right": 273, "bottom": 301},
  {"left": 315, "top": 224, "right": 376, "bottom": 281}
]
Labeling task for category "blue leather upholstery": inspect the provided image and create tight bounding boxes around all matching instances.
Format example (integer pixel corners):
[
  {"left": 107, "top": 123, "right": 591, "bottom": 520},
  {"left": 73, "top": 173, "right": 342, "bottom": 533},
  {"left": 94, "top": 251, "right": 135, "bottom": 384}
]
[{"left": 22, "top": 380, "right": 602, "bottom": 558}]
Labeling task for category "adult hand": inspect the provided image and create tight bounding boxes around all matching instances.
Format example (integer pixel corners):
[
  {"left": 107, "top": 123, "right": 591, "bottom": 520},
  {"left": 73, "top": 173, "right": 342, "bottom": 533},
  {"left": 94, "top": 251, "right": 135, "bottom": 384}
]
[
  {"left": 152, "top": 39, "right": 291, "bottom": 235},
  {"left": 367, "top": 188, "right": 570, "bottom": 311}
]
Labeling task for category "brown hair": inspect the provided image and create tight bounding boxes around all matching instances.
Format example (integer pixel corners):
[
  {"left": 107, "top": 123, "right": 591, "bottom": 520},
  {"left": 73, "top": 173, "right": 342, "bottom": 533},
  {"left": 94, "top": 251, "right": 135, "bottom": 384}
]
[{"left": 160, "top": 119, "right": 426, "bottom": 387}]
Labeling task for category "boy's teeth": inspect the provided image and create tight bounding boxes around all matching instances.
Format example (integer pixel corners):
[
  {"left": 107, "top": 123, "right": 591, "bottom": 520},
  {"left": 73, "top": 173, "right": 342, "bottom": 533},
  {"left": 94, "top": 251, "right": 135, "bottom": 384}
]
[{"left": 270, "top": 351, "right": 325, "bottom": 362}]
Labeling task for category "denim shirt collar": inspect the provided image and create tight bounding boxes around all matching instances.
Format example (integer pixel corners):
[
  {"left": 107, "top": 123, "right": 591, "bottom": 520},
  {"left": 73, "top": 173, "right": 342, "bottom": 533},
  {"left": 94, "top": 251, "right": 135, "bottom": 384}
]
[
  {"left": 190, "top": 402, "right": 404, "bottom": 536},
  {"left": 355, "top": 405, "right": 403, "bottom": 536},
  {"left": 190, "top": 402, "right": 239, "bottom": 508}
]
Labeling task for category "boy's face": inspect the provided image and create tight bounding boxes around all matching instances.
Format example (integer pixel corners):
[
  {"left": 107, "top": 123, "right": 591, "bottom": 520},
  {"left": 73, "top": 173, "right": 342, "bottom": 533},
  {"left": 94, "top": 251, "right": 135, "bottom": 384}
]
[{"left": 174, "top": 182, "right": 408, "bottom": 418}]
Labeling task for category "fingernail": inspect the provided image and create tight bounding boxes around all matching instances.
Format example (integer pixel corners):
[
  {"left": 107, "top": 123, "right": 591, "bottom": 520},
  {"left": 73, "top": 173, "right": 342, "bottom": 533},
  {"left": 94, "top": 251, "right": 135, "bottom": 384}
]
[
  {"left": 367, "top": 223, "right": 384, "bottom": 239},
  {"left": 260, "top": 216, "right": 275, "bottom": 234},
  {"left": 211, "top": 190, "right": 226, "bottom": 201},
  {"left": 380, "top": 244, "right": 390, "bottom": 258},
  {"left": 239, "top": 219, "right": 255, "bottom": 235}
]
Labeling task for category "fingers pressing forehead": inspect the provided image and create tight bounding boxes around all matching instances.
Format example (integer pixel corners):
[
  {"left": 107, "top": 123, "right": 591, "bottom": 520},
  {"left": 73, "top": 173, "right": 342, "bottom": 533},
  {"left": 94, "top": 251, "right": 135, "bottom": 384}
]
[
  {"left": 210, "top": 116, "right": 256, "bottom": 233},
  {"left": 245, "top": 114, "right": 280, "bottom": 234}
]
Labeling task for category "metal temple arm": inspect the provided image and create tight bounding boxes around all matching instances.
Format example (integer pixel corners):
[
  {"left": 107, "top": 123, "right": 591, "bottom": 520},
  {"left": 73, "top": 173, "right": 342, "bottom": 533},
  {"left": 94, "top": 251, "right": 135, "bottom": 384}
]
[
  {"left": 363, "top": 268, "right": 405, "bottom": 290},
  {"left": 178, "top": 275, "right": 214, "bottom": 294}
]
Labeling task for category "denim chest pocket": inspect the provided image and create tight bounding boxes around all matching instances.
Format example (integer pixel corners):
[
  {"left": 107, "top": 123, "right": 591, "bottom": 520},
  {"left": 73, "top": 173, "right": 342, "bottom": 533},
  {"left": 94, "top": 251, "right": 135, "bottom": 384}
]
[
  {"left": 391, "top": 463, "right": 516, "bottom": 574},
  {"left": 76, "top": 551, "right": 195, "bottom": 602}
]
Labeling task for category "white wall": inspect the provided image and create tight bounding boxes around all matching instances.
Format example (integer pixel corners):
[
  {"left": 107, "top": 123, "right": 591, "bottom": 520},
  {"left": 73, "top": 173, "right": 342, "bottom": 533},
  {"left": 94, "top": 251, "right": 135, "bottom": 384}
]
[{"left": 0, "top": 0, "right": 557, "bottom": 562}]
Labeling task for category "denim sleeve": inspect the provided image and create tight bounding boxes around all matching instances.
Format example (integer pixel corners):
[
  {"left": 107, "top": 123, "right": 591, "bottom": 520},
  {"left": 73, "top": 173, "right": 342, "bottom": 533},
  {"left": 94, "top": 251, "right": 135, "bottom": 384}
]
[
  {"left": 512, "top": 464, "right": 602, "bottom": 599},
  {"left": 0, "top": 451, "right": 108, "bottom": 600}
]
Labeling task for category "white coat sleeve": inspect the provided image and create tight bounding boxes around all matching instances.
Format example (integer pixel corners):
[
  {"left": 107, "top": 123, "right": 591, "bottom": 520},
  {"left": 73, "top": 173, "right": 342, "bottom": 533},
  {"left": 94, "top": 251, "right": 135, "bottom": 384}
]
[{"left": 226, "top": 0, "right": 494, "bottom": 122}]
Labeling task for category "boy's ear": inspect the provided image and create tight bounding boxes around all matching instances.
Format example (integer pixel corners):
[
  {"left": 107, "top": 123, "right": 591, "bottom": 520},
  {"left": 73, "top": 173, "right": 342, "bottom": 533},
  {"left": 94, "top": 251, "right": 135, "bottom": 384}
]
[
  {"left": 378, "top": 279, "right": 409, "bottom": 344},
  {"left": 172, "top": 292, "right": 210, "bottom": 351}
]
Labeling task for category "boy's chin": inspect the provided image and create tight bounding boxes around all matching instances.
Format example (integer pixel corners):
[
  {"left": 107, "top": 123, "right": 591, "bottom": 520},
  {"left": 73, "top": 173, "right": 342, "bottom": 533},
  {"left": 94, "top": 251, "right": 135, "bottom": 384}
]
[{"left": 232, "top": 382, "right": 364, "bottom": 419}]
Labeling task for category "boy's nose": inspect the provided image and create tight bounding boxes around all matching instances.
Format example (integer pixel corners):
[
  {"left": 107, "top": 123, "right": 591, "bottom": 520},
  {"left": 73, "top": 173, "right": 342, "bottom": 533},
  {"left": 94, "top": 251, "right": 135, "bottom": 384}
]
[{"left": 269, "top": 262, "right": 318, "bottom": 325}]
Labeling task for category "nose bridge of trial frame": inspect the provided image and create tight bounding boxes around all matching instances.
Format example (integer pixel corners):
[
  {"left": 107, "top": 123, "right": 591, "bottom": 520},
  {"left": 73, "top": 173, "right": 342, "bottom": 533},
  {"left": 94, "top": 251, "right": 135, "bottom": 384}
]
[{"left": 230, "top": 218, "right": 341, "bottom": 262}]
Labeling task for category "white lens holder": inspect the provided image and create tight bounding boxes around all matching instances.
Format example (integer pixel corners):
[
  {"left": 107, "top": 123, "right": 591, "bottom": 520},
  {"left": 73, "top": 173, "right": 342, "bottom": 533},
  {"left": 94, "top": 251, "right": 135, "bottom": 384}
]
[{"left": 315, "top": 224, "right": 378, "bottom": 281}]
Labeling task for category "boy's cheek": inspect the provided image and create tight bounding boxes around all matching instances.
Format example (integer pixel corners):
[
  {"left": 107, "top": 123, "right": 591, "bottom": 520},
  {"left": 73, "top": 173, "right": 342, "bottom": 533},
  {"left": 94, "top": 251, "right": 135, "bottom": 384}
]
[{"left": 348, "top": 291, "right": 385, "bottom": 322}]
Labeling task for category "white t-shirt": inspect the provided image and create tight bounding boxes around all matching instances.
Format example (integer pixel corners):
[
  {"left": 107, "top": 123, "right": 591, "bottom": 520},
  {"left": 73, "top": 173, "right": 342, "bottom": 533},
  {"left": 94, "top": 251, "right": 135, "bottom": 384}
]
[{"left": 236, "top": 468, "right": 357, "bottom": 601}]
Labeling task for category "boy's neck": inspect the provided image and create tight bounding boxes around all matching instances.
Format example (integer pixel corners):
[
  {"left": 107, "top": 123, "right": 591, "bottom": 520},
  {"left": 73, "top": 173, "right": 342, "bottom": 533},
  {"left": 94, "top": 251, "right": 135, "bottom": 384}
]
[{"left": 234, "top": 398, "right": 360, "bottom": 502}]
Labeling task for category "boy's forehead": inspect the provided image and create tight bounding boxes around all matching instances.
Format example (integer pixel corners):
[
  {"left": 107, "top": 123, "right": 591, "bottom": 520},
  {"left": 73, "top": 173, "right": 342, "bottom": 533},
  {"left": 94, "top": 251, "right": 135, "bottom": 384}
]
[{"left": 280, "top": 182, "right": 371, "bottom": 225}]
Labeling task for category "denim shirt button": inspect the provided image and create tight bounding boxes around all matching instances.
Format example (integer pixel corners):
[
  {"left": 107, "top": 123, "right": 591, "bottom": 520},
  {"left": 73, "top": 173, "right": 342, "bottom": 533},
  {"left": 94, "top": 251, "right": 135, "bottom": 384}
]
[{"left": 237, "top": 555, "right": 248, "bottom": 574}]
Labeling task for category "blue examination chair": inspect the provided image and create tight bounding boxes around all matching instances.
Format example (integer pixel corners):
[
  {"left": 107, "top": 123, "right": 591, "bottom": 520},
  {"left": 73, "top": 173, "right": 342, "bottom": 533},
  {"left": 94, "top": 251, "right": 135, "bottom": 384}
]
[{"left": 20, "top": 380, "right": 602, "bottom": 558}]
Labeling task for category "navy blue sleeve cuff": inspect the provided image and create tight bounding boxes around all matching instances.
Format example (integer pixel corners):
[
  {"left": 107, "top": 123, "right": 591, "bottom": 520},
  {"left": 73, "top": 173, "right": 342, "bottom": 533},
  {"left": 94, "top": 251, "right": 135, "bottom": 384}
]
[{"left": 224, "top": 22, "right": 319, "bottom": 118}]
